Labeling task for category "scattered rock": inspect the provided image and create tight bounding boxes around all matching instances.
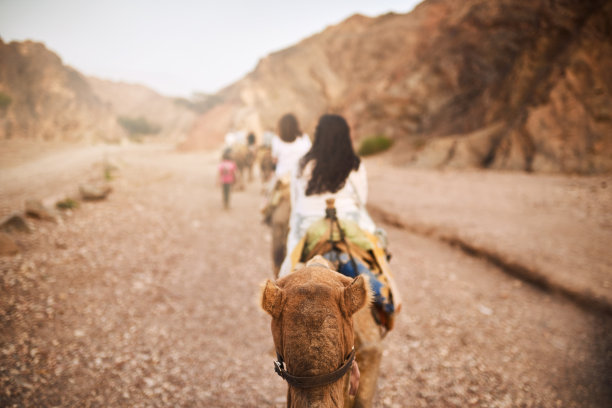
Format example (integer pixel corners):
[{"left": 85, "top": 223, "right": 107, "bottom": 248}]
[
  {"left": 1, "top": 140, "right": 609, "bottom": 407},
  {"left": 79, "top": 183, "right": 112, "bottom": 200},
  {"left": 0, "top": 213, "right": 31, "bottom": 233},
  {"left": 0, "top": 232, "right": 19, "bottom": 255},
  {"left": 25, "top": 199, "right": 58, "bottom": 222},
  {"left": 477, "top": 305, "right": 493, "bottom": 316},
  {"left": 55, "top": 239, "right": 68, "bottom": 250}
]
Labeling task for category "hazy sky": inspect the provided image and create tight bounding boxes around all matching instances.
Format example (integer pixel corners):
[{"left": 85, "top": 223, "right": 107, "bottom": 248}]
[{"left": 0, "top": 0, "right": 422, "bottom": 97}]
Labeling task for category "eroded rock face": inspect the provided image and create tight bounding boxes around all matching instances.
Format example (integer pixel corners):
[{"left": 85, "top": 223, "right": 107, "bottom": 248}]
[
  {"left": 87, "top": 77, "right": 197, "bottom": 143},
  {"left": 177, "top": 102, "right": 239, "bottom": 151},
  {"left": 0, "top": 40, "right": 125, "bottom": 143},
  {"left": 183, "top": 0, "right": 612, "bottom": 173}
]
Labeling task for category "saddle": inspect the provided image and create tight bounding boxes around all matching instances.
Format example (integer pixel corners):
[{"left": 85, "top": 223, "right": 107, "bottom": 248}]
[{"left": 289, "top": 199, "right": 402, "bottom": 332}]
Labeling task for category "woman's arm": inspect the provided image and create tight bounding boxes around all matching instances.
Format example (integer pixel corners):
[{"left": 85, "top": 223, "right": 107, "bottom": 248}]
[
  {"left": 350, "top": 164, "right": 377, "bottom": 233},
  {"left": 351, "top": 163, "right": 368, "bottom": 205}
]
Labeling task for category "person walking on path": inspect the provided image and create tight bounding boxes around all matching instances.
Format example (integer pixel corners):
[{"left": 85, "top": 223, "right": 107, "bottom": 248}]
[{"left": 218, "top": 149, "right": 237, "bottom": 210}]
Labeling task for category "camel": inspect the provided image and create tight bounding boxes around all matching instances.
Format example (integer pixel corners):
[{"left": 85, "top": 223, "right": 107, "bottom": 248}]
[
  {"left": 261, "top": 257, "right": 384, "bottom": 408},
  {"left": 257, "top": 146, "right": 275, "bottom": 184},
  {"left": 260, "top": 176, "right": 291, "bottom": 277},
  {"left": 271, "top": 191, "right": 291, "bottom": 278},
  {"left": 229, "top": 143, "right": 255, "bottom": 190}
]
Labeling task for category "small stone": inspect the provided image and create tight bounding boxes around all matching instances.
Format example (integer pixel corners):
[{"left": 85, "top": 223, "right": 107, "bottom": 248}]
[
  {"left": 79, "top": 183, "right": 112, "bottom": 200},
  {"left": 25, "top": 199, "right": 58, "bottom": 222},
  {"left": 0, "top": 213, "right": 31, "bottom": 233},
  {"left": 478, "top": 304, "right": 493, "bottom": 316}
]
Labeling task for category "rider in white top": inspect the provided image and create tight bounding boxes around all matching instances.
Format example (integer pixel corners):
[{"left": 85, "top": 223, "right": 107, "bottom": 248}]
[
  {"left": 266, "top": 113, "right": 312, "bottom": 276},
  {"left": 279, "top": 114, "right": 377, "bottom": 277},
  {"left": 271, "top": 133, "right": 311, "bottom": 179}
]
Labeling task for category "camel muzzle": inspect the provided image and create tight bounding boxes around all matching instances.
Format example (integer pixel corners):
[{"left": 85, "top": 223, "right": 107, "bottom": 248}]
[{"left": 274, "top": 347, "right": 356, "bottom": 389}]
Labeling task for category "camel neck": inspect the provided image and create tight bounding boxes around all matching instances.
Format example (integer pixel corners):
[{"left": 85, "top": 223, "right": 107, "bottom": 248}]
[{"left": 288, "top": 385, "right": 345, "bottom": 408}]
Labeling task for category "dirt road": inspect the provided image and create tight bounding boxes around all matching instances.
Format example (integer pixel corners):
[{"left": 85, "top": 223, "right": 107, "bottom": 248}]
[{"left": 1, "top": 143, "right": 610, "bottom": 407}]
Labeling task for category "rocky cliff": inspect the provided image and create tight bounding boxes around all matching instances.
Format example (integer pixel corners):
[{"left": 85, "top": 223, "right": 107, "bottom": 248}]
[
  {"left": 0, "top": 39, "right": 125, "bottom": 143},
  {"left": 182, "top": 0, "right": 612, "bottom": 173},
  {"left": 87, "top": 77, "right": 197, "bottom": 142}
]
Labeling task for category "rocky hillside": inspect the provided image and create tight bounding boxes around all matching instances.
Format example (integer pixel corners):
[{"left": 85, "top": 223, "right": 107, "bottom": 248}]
[
  {"left": 182, "top": 0, "right": 612, "bottom": 173},
  {"left": 87, "top": 77, "right": 197, "bottom": 142},
  {"left": 0, "top": 39, "right": 125, "bottom": 143}
]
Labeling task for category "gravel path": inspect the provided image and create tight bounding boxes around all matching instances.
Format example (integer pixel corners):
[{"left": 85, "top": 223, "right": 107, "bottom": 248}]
[{"left": 1, "top": 143, "right": 610, "bottom": 407}]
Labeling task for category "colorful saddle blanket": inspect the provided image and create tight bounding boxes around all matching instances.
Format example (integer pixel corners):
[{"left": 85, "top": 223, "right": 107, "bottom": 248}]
[{"left": 294, "top": 217, "right": 401, "bottom": 331}]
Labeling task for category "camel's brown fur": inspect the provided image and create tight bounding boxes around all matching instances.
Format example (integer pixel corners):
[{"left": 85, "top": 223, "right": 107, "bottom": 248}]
[
  {"left": 271, "top": 198, "right": 290, "bottom": 278},
  {"left": 257, "top": 147, "right": 275, "bottom": 184},
  {"left": 228, "top": 143, "right": 255, "bottom": 190},
  {"left": 261, "top": 256, "right": 381, "bottom": 407}
]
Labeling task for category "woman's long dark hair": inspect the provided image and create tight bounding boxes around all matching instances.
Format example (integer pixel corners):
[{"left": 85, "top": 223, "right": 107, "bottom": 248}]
[
  {"left": 278, "top": 113, "right": 301, "bottom": 143},
  {"left": 300, "top": 114, "right": 360, "bottom": 196}
]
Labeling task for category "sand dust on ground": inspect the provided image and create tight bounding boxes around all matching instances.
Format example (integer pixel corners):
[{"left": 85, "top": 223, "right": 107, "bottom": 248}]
[{"left": 1, "top": 142, "right": 610, "bottom": 407}]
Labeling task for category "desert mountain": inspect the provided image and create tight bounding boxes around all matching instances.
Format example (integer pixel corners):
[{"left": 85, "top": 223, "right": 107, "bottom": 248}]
[
  {"left": 87, "top": 77, "right": 197, "bottom": 142},
  {"left": 181, "top": 0, "right": 612, "bottom": 174},
  {"left": 0, "top": 39, "right": 125, "bottom": 143}
]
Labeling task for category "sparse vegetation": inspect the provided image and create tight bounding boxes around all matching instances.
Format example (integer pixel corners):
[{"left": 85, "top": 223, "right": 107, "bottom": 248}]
[
  {"left": 358, "top": 134, "right": 393, "bottom": 156},
  {"left": 117, "top": 116, "right": 161, "bottom": 138},
  {"left": 0, "top": 91, "right": 12, "bottom": 109},
  {"left": 56, "top": 197, "right": 79, "bottom": 210},
  {"left": 103, "top": 161, "right": 118, "bottom": 181},
  {"left": 104, "top": 167, "right": 114, "bottom": 181}
]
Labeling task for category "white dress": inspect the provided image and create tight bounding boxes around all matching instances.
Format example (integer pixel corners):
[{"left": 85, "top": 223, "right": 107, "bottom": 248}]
[
  {"left": 271, "top": 134, "right": 311, "bottom": 179},
  {"left": 279, "top": 161, "right": 377, "bottom": 277}
]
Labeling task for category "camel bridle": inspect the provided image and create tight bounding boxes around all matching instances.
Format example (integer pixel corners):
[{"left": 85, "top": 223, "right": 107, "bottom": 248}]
[{"left": 274, "top": 347, "right": 355, "bottom": 389}]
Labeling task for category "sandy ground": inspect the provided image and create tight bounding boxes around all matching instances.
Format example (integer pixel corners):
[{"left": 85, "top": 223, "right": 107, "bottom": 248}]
[
  {"left": 1, "top": 141, "right": 611, "bottom": 407},
  {"left": 366, "top": 156, "right": 612, "bottom": 312}
]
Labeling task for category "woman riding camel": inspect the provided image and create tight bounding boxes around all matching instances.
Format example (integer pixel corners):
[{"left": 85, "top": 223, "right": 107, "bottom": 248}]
[
  {"left": 279, "top": 114, "right": 378, "bottom": 278},
  {"left": 271, "top": 113, "right": 312, "bottom": 181},
  {"left": 271, "top": 114, "right": 399, "bottom": 407},
  {"left": 264, "top": 113, "right": 312, "bottom": 276}
]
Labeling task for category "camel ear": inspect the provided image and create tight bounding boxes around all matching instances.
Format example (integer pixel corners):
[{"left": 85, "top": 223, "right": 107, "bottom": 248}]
[
  {"left": 343, "top": 275, "right": 371, "bottom": 316},
  {"left": 261, "top": 280, "right": 283, "bottom": 319}
]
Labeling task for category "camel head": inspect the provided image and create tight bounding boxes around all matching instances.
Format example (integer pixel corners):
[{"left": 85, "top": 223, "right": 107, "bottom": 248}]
[{"left": 261, "top": 256, "right": 371, "bottom": 407}]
